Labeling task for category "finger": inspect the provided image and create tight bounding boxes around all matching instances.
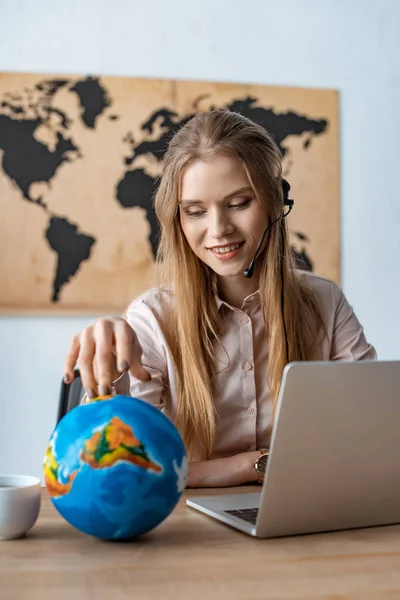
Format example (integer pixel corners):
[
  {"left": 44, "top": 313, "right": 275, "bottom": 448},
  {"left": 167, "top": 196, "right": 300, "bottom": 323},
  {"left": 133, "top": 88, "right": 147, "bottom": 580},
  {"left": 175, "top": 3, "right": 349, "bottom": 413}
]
[
  {"left": 94, "top": 320, "right": 115, "bottom": 395},
  {"left": 129, "top": 335, "right": 151, "bottom": 382},
  {"left": 114, "top": 320, "right": 136, "bottom": 372},
  {"left": 64, "top": 335, "right": 80, "bottom": 384},
  {"left": 77, "top": 329, "right": 98, "bottom": 399}
]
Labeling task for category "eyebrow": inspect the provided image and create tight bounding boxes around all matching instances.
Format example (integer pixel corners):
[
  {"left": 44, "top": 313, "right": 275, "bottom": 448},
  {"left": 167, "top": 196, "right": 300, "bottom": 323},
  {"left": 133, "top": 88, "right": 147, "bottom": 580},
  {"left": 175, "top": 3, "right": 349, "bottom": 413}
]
[{"left": 179, "top": 186, "right": 253, "bottom": 206}]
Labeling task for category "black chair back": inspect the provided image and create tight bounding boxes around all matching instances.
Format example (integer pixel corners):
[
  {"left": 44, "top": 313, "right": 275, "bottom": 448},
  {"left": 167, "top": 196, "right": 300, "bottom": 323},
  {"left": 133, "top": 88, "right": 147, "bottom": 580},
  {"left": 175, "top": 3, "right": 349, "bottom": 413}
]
[{"left": 57, "top": 369, "right": 85, "bottom": 423}]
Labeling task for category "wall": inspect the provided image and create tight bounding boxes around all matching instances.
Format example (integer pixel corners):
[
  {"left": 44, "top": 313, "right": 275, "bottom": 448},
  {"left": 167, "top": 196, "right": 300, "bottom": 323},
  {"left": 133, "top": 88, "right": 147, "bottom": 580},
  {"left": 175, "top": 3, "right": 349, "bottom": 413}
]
[{"left": 0, "top": 0, "right": 399, "bottom": 479}]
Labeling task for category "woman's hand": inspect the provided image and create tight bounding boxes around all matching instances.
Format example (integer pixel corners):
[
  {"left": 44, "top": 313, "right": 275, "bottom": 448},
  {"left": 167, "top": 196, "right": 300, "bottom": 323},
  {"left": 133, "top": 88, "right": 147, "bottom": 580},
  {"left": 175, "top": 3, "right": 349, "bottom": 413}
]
[
  {"left": 63, "top": 317, "right": 151, "bottom": 399},
  {"left": 186, "top": 451, "right": 260, "bottom": 488}
]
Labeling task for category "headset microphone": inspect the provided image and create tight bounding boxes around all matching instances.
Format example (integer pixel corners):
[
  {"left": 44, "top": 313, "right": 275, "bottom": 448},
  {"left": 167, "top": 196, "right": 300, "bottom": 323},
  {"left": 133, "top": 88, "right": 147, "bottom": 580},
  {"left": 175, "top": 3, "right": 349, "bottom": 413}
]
[{"left": 243, "top": 179, "right": 294, "bottom": 279}]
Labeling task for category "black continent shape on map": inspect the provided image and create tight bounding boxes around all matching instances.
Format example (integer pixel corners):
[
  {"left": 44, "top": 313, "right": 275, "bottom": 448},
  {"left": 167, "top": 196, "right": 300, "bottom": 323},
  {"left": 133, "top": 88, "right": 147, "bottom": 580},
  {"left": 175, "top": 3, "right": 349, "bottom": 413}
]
[
  {"left": 34, "top": 79, "right": 72, "bottom": 128},
  {"left": 0, "top": 114, "right": 79, "bottom": 206},
  {"left": 35, "top": 79, "right": 70, "bottom": 95},
  {"left": 292, "top": 249, "right": 313, "bottom": 271},
  {"left": 132, "top": 98, "right": 328, "bottom": 164},
  {"left": 134, "top": 109, "right": 194, "bottom": 163},
  {"left": 116, "top": 168, "right": 160, "bottom": 253},
  {"left": 291, "top": 232, "right": 314, "bottom": 271},
  {"left": 225, "top": 97, "right": 327, "bottom": 157},
  {"left": 1, "top": 101, "right": 25, "bottom": 114},
  {"left": 69, "top": 76, "right": 111, "bottom": 129},
  {"left": 116, "top": 97, "right": 325, "bottom": 270},
  {"left": 44, "top": 106, "right": 72, "bottom": 129},
  {"left": 45, "top": 216, "right": 96, "bottom": 302}
]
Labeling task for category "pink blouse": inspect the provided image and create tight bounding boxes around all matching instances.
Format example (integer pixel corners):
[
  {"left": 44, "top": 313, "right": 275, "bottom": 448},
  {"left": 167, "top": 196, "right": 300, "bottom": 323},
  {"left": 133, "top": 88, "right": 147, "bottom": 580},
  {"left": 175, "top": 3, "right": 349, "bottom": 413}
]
[{"left": 114, "top": 271, "right": 377, "bottom": 459}]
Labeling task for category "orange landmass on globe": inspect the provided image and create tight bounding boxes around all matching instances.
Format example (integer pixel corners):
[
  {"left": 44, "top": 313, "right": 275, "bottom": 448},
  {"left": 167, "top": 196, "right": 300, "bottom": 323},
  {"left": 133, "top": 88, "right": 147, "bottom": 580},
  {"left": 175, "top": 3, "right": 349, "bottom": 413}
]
[
  {"left": 43, "top": 444, "right": 78, "bottom": 497},
  {"left": 44, "top": 416, "right": 162, "bottom": 499},
  {"left": 80, "top": 417, "right": 162, "bottom": 472}
]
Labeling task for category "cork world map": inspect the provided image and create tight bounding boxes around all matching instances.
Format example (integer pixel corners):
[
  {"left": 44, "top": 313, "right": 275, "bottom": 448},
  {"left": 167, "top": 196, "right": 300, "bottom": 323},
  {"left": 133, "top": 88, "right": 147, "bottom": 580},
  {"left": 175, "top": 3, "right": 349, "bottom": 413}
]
[{"left": 0, "top": 73, "right": 339, "bottom": 313}]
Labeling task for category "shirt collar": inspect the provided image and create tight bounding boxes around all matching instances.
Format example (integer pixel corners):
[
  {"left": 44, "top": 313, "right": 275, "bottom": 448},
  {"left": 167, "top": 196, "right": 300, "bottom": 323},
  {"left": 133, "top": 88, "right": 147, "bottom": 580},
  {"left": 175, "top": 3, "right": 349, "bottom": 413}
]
[{"left": 214, "top": 290, "right": 261, "bottom": 312}]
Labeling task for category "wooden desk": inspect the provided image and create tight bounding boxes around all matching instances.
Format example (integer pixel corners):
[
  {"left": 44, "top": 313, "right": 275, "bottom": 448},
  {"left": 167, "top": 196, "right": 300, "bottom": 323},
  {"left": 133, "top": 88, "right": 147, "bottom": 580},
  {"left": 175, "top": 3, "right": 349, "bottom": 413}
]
[{"left": 1, "top": 488, "right": 400, "bottom": 600}]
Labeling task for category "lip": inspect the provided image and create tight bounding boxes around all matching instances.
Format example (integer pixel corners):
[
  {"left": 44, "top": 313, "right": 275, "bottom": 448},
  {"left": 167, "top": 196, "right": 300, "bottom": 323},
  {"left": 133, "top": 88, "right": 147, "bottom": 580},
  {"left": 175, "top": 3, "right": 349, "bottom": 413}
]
[
  {"left": 207, "top": 241, "right": 245, "bottom": 262},
  {"left": 207, "top": 242, "right": 244, "bottom": 250}
]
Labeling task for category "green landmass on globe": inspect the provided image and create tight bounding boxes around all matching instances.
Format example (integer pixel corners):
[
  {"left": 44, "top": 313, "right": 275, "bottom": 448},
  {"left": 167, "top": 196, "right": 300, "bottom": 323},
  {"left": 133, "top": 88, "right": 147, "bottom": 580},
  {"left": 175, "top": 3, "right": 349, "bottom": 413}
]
[{"left": 44, "top": 415, "right": 162, "bottom": 498}]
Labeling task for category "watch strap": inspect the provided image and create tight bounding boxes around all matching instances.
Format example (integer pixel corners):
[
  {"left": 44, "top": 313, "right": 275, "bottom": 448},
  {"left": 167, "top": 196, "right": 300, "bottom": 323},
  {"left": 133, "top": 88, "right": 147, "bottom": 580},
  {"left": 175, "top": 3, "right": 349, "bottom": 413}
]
[{"left": 254, "top": 448, "right": 269, "bottom": 483}]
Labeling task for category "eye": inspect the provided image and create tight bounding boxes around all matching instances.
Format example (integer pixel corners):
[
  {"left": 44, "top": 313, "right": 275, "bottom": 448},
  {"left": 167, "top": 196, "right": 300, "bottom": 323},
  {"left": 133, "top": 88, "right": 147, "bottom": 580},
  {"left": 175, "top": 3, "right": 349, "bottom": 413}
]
[
  {"left": 185, "top": 208, "right": 206, "bottom": 218},
  {"left": 229, "top": 197, "right": 252, "bottom": 210}
]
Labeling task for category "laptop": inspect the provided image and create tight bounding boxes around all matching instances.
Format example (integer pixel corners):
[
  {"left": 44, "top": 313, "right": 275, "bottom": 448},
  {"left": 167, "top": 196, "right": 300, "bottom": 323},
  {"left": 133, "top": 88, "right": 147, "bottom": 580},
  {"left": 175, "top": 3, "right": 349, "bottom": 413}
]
[{"left": 186, "top": 360, "right": 400, "bottom": 538}]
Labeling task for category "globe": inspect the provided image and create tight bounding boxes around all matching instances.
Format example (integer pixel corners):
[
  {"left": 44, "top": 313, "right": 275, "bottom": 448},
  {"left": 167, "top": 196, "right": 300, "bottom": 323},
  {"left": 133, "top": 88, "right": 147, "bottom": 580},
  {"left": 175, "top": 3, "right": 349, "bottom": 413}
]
[{"left": 43, "top": 394, "right": 188, "bottom": 539}]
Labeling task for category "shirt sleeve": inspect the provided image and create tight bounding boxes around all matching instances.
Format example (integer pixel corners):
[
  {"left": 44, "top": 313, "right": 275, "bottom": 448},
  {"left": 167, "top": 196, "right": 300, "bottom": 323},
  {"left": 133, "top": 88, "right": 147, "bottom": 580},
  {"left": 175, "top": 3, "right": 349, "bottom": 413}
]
[
  {"left": 330, "top": 285, "right": 377, "bottom": 361},
  {"left": 113, "top": 299, "right": 167, "bottom": 409}
]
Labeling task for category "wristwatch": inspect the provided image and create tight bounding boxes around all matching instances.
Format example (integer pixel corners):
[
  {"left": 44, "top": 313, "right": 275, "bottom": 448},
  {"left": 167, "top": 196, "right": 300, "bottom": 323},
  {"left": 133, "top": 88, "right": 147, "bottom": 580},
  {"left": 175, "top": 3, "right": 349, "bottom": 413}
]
[{"left": 254, "top": 448, "right": 269, "bottom": 483}]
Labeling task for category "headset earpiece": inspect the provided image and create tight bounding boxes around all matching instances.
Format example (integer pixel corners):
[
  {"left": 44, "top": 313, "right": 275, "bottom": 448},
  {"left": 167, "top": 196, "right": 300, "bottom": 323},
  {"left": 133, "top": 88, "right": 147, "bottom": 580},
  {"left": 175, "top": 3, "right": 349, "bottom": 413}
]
[
  {"left": 282, "top": 179, "right": 294, "bottom": 212},
  {"left": 282, "top": 178, "right": 291, "bottom": 196}
]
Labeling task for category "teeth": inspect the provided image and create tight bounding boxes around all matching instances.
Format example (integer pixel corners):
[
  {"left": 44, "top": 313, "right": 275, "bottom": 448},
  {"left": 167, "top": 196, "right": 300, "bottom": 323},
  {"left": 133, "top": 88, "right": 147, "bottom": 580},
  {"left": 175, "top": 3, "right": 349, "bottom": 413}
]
[{"left": 212, "top": 243, "right": 241, "bottom": 254}]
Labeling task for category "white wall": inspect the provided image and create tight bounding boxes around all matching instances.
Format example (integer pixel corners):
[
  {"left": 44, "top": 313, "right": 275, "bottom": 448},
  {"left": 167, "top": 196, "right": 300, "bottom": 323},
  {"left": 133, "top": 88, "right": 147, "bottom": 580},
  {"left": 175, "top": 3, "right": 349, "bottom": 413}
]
[{"left": 0, "top": 0, "right": 399, "bottom": 479}]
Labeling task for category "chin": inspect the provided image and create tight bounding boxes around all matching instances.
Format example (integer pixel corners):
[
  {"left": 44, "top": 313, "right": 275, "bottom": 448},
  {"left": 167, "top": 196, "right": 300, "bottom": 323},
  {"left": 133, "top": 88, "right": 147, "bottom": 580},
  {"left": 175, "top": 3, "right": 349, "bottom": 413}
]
[
  {"left": 210, "top": 264, "right": 247, "bottom": 278},
  {"left": 198, "top": 248, "right": 252, "bottom": 277}
]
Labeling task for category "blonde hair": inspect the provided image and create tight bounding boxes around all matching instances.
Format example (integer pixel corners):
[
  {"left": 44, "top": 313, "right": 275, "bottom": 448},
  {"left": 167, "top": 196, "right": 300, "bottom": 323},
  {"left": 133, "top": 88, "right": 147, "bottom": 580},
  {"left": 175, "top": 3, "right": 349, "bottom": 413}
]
[{"left": 154, "top": 110, "right": 325, "bottom": 459}]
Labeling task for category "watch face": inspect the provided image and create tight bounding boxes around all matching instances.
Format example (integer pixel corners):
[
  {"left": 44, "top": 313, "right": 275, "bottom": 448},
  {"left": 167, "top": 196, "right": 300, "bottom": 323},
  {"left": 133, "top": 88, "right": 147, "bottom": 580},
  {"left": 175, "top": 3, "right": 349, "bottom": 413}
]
[{"left": 257, "top": 454, "right": 269, "bottom": 475}]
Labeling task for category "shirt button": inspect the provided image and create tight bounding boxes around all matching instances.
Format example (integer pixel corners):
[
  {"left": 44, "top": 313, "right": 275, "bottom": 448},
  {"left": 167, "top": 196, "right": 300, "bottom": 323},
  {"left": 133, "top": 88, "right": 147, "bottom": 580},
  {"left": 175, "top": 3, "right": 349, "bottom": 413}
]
[
  {"left": 244, "top": 362, "right": 253, "bottom": 371},
  {"left": 241, "top": 316, "right": 249, "bottom": 325},
  {"left": 248, "top": 407, "right": 255, "bottom": 415}
]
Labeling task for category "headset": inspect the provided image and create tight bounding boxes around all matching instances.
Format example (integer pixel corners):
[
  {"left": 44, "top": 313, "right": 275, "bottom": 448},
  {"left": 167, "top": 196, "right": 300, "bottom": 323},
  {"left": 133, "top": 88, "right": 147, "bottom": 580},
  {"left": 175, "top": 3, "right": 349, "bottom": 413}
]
[{"left": 243, "top": 178, "right": 294, "bottom": 364}]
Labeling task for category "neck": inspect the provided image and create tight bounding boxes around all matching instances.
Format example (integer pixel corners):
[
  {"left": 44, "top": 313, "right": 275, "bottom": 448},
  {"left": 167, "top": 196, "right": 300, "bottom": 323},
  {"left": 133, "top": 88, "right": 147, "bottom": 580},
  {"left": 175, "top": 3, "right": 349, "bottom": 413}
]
[{"left": 217, "top": 274, "right": 259, "bottom": 309}]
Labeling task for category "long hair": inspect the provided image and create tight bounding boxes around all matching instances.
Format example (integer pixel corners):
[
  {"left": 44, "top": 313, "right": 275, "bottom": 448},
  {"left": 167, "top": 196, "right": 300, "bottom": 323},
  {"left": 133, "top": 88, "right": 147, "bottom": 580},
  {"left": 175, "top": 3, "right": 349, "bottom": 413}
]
[{"left": 154, "top": 110, "right": 326, "bottom": 459}]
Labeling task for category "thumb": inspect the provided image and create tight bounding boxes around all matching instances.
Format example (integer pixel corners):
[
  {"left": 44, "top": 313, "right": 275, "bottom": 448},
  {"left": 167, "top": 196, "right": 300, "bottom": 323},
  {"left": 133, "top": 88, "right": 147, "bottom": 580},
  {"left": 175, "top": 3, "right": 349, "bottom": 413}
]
[
  {"left": 129, "top": 362, "right": 151, "bottom": 382},
  {"left": 129, "top": 342, "right": 151, "bottom": 382}
]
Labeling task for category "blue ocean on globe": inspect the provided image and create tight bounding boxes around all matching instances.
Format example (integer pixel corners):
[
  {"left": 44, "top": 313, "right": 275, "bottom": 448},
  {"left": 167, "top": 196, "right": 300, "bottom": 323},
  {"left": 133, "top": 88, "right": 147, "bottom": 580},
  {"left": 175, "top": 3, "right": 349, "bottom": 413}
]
[{"left": 43, "top": 395, "right": 188, "bottom": 539}]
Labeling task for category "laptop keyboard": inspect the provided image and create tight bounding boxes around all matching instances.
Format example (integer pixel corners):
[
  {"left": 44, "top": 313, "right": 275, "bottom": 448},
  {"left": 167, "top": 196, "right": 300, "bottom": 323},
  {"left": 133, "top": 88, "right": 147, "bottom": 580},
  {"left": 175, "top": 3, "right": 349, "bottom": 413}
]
[{"left": 224, "top": 508, "right": 259, "bottom": 524}]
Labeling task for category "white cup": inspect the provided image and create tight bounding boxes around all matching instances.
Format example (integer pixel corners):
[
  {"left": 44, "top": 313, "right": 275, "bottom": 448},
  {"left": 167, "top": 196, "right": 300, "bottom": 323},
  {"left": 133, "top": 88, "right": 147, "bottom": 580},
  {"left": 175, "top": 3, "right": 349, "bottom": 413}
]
[{"left": 0, "top": 475, "right": 41, "bottom": 540}]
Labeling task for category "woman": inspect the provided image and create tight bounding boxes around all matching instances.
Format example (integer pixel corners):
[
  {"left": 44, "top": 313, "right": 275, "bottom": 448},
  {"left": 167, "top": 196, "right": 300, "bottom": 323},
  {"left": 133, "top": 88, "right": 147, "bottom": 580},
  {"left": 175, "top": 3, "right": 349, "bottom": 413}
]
[{"left": 63, "top": 110, "right": 376, "bottom": 488}]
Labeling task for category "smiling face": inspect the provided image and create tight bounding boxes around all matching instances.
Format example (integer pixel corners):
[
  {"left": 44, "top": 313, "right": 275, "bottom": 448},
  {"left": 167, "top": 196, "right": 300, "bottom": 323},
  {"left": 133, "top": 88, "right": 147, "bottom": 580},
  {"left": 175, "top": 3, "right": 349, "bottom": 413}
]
[{"left": 179, "top": 154, "right": 269, "bottom": 291}]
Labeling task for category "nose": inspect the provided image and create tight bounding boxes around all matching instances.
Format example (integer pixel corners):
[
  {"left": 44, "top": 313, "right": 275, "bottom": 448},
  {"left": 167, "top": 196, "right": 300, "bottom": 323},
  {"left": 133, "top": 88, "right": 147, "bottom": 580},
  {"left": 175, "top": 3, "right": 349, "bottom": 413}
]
[{"left": 208, "top": 208, "right": 235, "bottom": 239}]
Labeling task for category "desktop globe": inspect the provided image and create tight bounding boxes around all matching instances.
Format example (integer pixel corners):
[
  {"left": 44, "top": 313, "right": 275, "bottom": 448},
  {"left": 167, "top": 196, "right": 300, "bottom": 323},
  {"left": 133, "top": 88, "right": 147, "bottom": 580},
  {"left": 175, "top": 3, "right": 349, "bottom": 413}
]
[{"left": 43, "top": 394, "right": 188, "bottom": 539}]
